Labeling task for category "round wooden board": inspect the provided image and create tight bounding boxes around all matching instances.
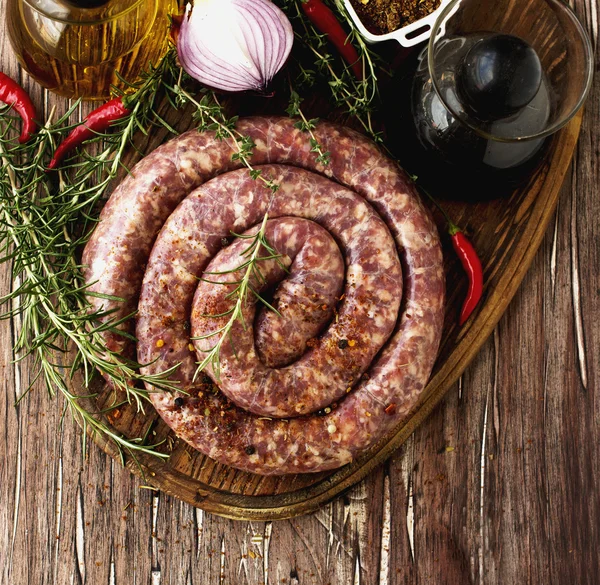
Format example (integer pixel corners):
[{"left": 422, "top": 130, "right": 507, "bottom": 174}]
[{"left": 70, "top": 104, "right": 583, "bottom": 521}]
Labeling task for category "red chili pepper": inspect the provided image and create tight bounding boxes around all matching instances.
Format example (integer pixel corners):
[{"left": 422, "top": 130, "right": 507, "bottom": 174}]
[
  {"left": 301, "top": 0, "right": 363, "bottom": 80},
  {"left": 0, "top": 72, "right": 37, "bottom": 143},
  {"left": 47, "top": 96, "right": 131, "bottom": 170},
  {"left": 449, "top": 223, "right": 483, "bottom": 326},
  {"left": 412, "top": 177, "right": 483, "bottom": 325}
]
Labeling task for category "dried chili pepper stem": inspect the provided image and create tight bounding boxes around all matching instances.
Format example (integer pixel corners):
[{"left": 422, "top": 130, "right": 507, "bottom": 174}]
[
  {"left": 301, "top": 0, "right": 363, "bottom": 80},
  {"left": 0, "top": 71, "right": 37, "bottom": 143},
  {"left": 413, "top": 179, "right": 483, "bottom": 325},
  {"left": 47, "top": 96, "right": 131, "bottom": 170}
]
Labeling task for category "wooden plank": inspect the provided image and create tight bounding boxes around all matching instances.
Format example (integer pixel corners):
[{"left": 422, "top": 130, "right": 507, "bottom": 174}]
[{"left": 0, "top": 0, "right": 598, "bottom": 583}]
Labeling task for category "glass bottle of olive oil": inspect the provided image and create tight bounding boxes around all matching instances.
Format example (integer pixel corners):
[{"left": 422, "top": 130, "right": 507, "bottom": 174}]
[{"left": 6, "top": 0, "right": 178, "bottom": 100}]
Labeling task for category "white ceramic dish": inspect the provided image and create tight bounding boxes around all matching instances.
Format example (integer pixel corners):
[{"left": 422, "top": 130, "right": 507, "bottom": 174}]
[{"left": 343, "top": 0, "right": 455, "bottom": 47}]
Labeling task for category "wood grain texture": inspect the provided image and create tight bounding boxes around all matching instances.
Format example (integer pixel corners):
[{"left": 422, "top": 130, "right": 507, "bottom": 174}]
[{"left": 1, "top": 0, "right": 598, "bottom": 583}]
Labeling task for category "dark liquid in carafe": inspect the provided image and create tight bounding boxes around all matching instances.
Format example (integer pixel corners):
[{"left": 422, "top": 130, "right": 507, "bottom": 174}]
[{"left": 384, "top": 37, "right": 553, "bottom": 201}]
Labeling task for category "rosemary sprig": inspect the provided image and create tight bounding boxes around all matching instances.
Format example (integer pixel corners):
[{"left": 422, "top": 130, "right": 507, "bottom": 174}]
[
  {"left": 193, "top": 213, "right": 287, "bottom": 381},
  {"left": 0, "top": 116, "right": 174, "bottom": 459}
]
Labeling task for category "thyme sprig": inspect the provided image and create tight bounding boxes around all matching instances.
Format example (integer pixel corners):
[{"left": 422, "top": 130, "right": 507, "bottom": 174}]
[
  {"left": 281, "top": 0, "right": 384, "bottom": 142},
  {"left": 192, "top": 213, "right": 287, "bottom": 381},
  {"left": 286, "top": 89, "right": 331, "bottom": 166}
]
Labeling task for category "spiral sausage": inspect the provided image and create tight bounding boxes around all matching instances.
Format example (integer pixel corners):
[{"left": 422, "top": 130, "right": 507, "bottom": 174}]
[{"left": 82, "top": 116, "right": 445, "bottom": 475}]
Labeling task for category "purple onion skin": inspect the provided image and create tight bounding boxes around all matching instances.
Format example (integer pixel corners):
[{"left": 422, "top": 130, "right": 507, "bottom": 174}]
[{"left": 177, "top": 0, "right": 294, "bottom": 95}]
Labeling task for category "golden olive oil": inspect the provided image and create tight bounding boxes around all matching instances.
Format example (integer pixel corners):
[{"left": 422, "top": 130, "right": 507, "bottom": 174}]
[{"left": 6, "top": 0, "right": 178, "bottom": 100}]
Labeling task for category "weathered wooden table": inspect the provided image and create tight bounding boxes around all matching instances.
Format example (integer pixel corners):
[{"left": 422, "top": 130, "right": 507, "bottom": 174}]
[{"left": 1, "top": 1, "right": 598, "bottom": 583}]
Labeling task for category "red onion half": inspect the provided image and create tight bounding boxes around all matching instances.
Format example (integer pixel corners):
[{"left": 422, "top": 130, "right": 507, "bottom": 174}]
[{"left": 177, "top": 0, "right": 294, "bottom": 93}]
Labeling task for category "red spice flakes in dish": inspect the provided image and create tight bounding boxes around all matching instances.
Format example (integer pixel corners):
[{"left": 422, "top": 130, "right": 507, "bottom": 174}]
[{"left": 350, "top": 0, "right": 441, "bottom": 35}]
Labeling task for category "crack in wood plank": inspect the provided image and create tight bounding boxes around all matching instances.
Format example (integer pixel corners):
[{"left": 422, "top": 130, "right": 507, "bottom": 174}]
[
  {"left": 592, "top": 0, "right": 598, "bottom": 49},
  {"left": 492, "top": 329, "right": 501, "bottom": 442},
  {"left": 195, "top": 508, "right": 203, "bottom": 560},
  {"left": 569, "top": 160, "right": 589, "bottom": 390},
  {"left": 479, "top": 383, "right": 489, "bottom": 585},
  {"left": 263, "top": 521, "right": 272, "bottom": 585},
  {"left": 313, "top": 506, "right": 354, "bottom": 562},
  {"left": 400, "top": 436, "right": 416, "bottom": 564},
  {"left": 151, "top": 492, "right": 160, "bottom": 582},
  {"left": 579, "top": 0, "right": 598, "bottom": 49},
  {"left": 353, "top": 552, "right": 361, "bottom": 585},
  {"left": 288, "top": 520, "right": 324, "bottom": 583},
  {"left": 9, "top": 386, "right": 21, "bottom": 578},
  {"left": 349, "top": 480, "right": 369, "bottom": 580},
  {"left": 478, "top": 329, "right": 498, "bottom": 582},
  {"left": 550, "top": 206, "right": 559, "bottom": 296},
  {"left": 326, "top": 504, "right": 334, "bottom": 570},
  {"left": 219, "top": 535, "right": 226, "bottom": 585},
  {"left": 9, "top": 271, "right": 23, "bottom": 580},
  {"left": 378, "top": 473, "right": 391, "bottom": 585},
  {"left": 76, "top": 480, "right": 86, "bottom": 583},
  {"left": 54, "top": 451, "right": 63, "bottom": 581}
]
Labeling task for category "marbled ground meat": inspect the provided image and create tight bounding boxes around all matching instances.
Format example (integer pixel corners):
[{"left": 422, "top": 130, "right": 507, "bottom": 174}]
[{"left": 82, "top": 117, "right": 445, "bottom": 475}]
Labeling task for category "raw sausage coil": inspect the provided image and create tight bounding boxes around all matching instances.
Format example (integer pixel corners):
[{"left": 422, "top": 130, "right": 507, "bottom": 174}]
[{"left": 83, "top": 117, "right": 445, "bottom": 475}]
